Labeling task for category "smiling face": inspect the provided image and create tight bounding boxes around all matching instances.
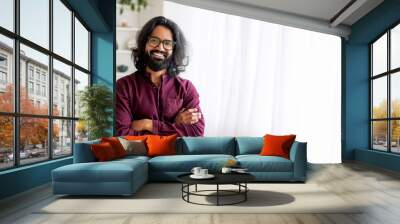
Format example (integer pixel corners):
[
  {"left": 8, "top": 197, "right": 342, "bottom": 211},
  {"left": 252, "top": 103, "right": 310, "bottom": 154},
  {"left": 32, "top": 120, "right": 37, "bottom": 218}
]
[{"left": 144, "top": 25, "right": 174, "bottom": 72}]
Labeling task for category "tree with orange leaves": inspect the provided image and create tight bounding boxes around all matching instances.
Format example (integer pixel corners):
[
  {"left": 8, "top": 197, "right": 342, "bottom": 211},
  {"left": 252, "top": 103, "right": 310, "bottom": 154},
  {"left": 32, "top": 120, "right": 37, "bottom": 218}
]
[{"left": 0, "top": 84, "right": 60, "bottom": 151}]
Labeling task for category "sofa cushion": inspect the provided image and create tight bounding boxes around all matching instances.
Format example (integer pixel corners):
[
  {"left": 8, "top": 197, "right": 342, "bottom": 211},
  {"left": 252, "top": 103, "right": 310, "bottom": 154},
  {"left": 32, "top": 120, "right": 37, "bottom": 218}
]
[
  {"left": 53, "top": 156, "right": 148, "bottom": 182},
  {"left": 260, "top": 134, "right": 296, "bottom": 159},
  {"left": 101, "top": 137, "right": 127, "bottom": 158},
  {"left": 91, "top": 142, "right": 118, "bottom": 161},
  {"left": 179, "top": 137, "right": 236, "bottom": 155},
  {"left": 146, "top": 134, "right": 178, "bottom": 156},
  {"left": 235, "top": 137, "right": 263, "bottom": 155},
  {"left": 236, "top": 155, "right": 293, "bottom": 172},
  {"left": 148, "top": 154, "right": 235, "bottom": 172},
  {"left": 118, "top": 138, "right": 147, "bottom": 156}
]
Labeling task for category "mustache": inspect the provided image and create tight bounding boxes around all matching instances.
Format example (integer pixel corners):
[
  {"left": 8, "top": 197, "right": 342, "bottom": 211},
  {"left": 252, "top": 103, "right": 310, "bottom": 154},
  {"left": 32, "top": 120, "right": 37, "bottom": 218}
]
[{"left": 150, "top": 50, "right": 168, "bottom": 57}]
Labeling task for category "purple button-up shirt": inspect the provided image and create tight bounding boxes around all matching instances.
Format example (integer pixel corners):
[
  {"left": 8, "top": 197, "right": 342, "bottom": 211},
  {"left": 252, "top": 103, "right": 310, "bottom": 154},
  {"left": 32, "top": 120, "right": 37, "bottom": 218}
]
[{"left": 116, "top": 71, "right": 205, "bottom": 137}]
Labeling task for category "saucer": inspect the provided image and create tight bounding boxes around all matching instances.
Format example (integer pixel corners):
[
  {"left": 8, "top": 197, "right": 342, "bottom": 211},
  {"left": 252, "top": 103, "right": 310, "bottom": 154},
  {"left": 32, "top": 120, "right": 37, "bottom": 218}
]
[{"left": 190, "top": 174, "right": 215, "bottom": 179}]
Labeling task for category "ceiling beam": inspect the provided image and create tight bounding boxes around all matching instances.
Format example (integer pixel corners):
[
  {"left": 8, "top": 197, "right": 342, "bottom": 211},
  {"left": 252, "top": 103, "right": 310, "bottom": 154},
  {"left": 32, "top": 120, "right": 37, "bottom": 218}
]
[
  {"left": 166, "top": 0, "right": 351, "bottom": 38},
  {"left": 330, "top": 0, "right": 368, "bottom": 27}
]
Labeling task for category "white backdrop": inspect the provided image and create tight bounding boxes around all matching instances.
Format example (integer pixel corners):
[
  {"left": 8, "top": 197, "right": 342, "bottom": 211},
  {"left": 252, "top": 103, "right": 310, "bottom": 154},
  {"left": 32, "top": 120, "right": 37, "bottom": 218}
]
[{"left": 164, "top": 2, "right": 342, "bottom": 163}]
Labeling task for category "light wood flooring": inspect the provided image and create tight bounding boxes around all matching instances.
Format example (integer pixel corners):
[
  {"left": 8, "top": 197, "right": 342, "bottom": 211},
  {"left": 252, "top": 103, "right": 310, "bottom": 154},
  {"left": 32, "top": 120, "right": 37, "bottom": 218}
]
[{"left": 1, "top": 162, "right": 400, "bottom": 224}]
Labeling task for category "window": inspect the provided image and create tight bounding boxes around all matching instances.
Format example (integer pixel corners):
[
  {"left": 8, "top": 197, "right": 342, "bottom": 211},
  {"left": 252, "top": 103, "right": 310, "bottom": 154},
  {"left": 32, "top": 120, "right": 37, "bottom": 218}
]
[
  {"left": 36, "top": 83, "right": 40, "bottom": 95},
  {"left": 0, "top": 71, "right": 6, "bottom": 85},
  {"left": 0, "top": 35, "right": 13, "bottom": 113},
  {"left": 28, "top": 81, "right": 34, "bottom": 94},
  {"left": 35, "top": 70, "right": 41, "bottom": 81},
  {"left": 75, "top": 18, "right": 89, "bottom": 70},
  {"left": 20, "top": 0, "right": 49, "bottom": 49},
  {"left": 53, "top": 59, "right": 72, "bottom": 117},
  {"left": 42, "top": 85, "right": 46, "bottom": 97},
  {"left": 28, "top": 67, "right": 34, "bottom": 80},
  {"left": 0, "top": 0, "right": 14, "bottom": 32},
  {"left": 0, "top": 0, "right": 91, "bottom": 170},
  {"left": 0, "top": 53, "right": 7, "bottom": 86},
  {"left": 53, "top": 0, "right": 72, "bottom": 60},
  {"left": 371, "top": 23, "right": 400, "bottom": 154},
  {"left": 0, "top": 54, "right": 7, "bottom": 67}
]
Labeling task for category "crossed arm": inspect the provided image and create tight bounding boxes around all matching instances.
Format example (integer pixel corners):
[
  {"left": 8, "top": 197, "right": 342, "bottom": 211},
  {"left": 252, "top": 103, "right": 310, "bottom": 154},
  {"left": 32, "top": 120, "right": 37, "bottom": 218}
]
[{"left": 116, "top": 81, "right": 205, "bottom": 137}]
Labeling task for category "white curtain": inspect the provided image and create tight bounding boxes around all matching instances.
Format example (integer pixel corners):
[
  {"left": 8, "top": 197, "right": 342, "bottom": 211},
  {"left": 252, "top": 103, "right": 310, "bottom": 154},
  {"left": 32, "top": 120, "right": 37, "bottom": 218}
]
[{"left": 164, "top": 1, "right": 342, "bottom": 163}]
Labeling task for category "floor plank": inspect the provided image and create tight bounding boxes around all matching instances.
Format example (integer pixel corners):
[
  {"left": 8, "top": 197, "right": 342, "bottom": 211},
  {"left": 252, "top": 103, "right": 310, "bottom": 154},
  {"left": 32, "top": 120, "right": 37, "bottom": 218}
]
[{"left": 1, "top": 162, "right": 400, "bottom": 224}]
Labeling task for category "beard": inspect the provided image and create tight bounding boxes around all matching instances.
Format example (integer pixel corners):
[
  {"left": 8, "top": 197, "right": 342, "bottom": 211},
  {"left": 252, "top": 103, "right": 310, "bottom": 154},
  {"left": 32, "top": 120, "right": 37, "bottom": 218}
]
[{"left": 144, "top": 50, "right": 172, "bottom": 72}]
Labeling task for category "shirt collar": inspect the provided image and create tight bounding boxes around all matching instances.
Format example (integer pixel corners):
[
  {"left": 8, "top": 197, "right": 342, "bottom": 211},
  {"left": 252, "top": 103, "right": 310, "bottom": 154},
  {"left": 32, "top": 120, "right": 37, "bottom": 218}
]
[{"left": 141, "top": 70, "right": 170, "bottom": 85}]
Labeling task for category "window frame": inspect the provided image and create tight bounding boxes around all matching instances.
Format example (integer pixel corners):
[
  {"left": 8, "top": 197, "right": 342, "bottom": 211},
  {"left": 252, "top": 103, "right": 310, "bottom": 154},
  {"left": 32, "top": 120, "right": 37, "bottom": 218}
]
[
  {"left": 0, "top": 0, "right": 92, "bottom": 171},
  {"left": 370, "top": 20, "right": 400, "bottom": 154}
]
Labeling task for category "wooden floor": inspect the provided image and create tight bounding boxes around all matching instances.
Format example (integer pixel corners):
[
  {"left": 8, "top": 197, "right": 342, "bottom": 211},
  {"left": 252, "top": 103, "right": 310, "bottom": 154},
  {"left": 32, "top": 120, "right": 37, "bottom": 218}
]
[{"left": 1, "top": 162, "right": 400, "bottom": 224}]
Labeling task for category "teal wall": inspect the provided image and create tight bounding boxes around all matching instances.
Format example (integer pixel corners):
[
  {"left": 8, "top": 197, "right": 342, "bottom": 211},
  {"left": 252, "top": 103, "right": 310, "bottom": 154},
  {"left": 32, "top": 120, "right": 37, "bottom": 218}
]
[
  {"left": 0, "top": 0, "right": 116, "bottom": 200},
  {"left": 343, "top": 0, "right": 400, "bottom": 171},
  {"left": 0, "top": 158, "right": 72, "bottom": 199}
]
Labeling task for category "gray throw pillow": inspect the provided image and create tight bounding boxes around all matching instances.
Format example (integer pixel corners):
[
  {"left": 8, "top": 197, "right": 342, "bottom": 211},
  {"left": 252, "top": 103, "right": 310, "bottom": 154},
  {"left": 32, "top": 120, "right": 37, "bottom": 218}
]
[{"left": 118, "top": 137, "right": 147, "bottom": 156}]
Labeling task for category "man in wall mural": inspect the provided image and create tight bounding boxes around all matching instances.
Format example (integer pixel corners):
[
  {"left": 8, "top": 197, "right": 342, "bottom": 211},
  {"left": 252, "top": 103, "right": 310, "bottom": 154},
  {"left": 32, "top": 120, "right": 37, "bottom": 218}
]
[{"left": 116, "top": 16, "right": 204, "bottom": 136}]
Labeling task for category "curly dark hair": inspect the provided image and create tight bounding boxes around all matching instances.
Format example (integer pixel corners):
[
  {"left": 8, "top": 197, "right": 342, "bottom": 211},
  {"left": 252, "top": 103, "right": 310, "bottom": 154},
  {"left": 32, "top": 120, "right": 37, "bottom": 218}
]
[{"left": 132, "top": 16, "right": 188, "bottom": 76}]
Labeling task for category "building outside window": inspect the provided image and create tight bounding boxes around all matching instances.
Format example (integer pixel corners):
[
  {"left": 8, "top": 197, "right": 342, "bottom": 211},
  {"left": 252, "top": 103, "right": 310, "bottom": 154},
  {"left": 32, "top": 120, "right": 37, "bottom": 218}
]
[{"left": 0, "top": 0, "right": 91, "bottom": 171}]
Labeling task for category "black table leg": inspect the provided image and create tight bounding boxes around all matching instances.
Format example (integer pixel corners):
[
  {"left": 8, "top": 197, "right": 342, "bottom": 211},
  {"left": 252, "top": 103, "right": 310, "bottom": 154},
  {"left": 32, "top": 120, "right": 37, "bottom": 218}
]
[
  {"left": 245, "top": 183, "right": 247, "bottom": 201},
  {"left": 217, "top": 184, "right": 219, "bottom": 206}
]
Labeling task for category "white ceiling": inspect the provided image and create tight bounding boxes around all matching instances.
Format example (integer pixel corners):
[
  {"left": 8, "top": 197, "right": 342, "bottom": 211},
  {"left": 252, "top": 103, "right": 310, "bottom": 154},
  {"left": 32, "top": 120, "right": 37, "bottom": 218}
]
[
  {"left": 167, "top": 0, "right": 384, "bottom": 38},
  {"left": 226, "top": 0, "right": 353, "bottom": 23}
]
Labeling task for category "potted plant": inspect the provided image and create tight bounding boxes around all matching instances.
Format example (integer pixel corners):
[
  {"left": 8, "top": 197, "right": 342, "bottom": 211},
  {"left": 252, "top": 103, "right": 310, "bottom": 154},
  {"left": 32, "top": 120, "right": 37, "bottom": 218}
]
[
  {"left": 118, "top": 0, "right": 148, "bottom": 15},
  {"left": 79, "top": 84, "right": 113, "bottom": 140}
]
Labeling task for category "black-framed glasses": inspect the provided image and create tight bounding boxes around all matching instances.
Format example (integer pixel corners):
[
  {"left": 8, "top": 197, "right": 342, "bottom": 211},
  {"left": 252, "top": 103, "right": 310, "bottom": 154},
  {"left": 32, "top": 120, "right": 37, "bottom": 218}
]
[{"left": 147, "top": 36, "right": 175, "bottom": 50}]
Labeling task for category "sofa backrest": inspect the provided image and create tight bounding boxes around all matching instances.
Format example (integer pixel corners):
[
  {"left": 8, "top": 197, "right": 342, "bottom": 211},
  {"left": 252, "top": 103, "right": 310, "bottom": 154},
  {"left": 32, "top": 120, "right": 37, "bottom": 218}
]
[
  {"left": 178, "top": 137, "right": 236, "bottom": 155},
  {"left": 235, "top": 137, "right": 263, "bottom": 155},
  {"left": 73, "top": 139, "right": 100, "bottom": 163}
]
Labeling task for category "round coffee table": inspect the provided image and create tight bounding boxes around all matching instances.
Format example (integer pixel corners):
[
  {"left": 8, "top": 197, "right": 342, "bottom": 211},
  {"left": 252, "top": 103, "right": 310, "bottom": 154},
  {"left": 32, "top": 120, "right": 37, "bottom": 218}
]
[{"left": 177, "top": 172, "right": 255, "bottom": 206}]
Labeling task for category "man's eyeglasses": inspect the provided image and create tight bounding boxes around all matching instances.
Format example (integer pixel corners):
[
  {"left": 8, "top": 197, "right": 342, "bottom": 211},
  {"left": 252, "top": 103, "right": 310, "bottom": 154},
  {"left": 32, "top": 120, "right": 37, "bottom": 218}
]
[{"left": 147, "top": 36, "right": 175, "bottom": 50}]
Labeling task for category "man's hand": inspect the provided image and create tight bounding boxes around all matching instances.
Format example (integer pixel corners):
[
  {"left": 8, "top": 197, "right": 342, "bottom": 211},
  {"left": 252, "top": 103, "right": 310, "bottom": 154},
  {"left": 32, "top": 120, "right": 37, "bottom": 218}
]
[
  {"left": 132, "top": 119, "right": 153, "bottom": 132},
  {"left": 175, "top": 108, "right": 202, "bottom": 125}
]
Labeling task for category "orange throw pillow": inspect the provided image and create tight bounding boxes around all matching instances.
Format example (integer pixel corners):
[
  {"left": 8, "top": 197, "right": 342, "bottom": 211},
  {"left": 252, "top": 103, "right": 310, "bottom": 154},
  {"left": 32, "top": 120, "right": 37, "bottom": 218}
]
[
  {"left": 146, "top": 134, "right": 178, "bottom": 157},
  {"left": 101, "top": 137, "right": 126, "bottom": 158},
  {"left": 260, "top": 134, "right": 296, "bottom": 159},
  {"left": 91, "top": 142, "right": 118, "bottom": 161},
  {"left": 124, "top": 135, "right": 148, "bottom": 141}
]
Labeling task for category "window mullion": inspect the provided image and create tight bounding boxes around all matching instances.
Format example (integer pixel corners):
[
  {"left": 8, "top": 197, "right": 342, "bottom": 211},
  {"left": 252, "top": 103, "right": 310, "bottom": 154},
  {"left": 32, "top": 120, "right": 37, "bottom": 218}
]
[
  {"left": 71, "top": 11, "right": 76, "bottom": 155},
  {"left": 13, "top": 0, "right": 20, "bottom": 167},
  {"left": 49, "top": 0, "right": 54, "bottom": 160},
  {"left": 388, "top": 30, "right": 391, "bottom": 152}
]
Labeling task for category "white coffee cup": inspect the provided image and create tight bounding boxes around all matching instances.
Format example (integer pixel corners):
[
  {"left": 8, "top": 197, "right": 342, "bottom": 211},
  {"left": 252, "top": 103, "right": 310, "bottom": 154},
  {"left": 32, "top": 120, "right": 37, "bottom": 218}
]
[
  {"left": 221, "top": 167, "right": 232, "bottom": 174},
  {"left": 191, "top": 167, "right": 202, "bottom": 176},
  {"left": 199, "top": 169, "right": 208, "bottom": 176}
]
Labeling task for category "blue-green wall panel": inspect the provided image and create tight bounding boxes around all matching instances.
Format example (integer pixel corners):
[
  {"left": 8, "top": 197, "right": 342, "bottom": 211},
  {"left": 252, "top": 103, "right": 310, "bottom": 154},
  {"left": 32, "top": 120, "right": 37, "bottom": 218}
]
[
  {"left": 343, "top": 44, "right": 369, "bottom": 160},
  {"left": 344, "top": 0, "right": 400, "bottom": 171},
  {"left": 0, "top": 158, "right": 72, "bottom": 199},
  {"left": 355, "top": 149, "right": 400, "bottom": 172}
]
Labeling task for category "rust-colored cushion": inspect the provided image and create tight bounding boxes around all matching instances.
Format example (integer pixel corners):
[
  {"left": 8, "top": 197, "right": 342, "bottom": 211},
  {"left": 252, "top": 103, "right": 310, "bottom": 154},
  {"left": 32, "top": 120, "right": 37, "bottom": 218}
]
[
  {"left": 91, "top": 142, "right": 118, "bottom": 161},
  {"left": 101, "top": 137, "right": 126, "bottom": 158},
  {"left": 146, "top": 134, "right": 178, "bottom": 157},
  {"left": 259, "top": 134, "right": 296, "bottom": 159}
]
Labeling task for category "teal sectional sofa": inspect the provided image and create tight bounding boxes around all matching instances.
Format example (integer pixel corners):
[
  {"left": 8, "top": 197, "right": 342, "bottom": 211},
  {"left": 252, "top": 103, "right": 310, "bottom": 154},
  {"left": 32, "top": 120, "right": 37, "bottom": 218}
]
[{"left": 52, "top": 137, "right": 307, "bottom": 196}]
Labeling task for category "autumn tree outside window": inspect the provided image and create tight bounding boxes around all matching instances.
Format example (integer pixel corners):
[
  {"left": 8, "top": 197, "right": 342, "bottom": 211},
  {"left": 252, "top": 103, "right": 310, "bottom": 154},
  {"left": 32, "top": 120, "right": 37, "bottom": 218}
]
[{"left": 0, "top": 0, "right": 91, "bottom": 170}]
